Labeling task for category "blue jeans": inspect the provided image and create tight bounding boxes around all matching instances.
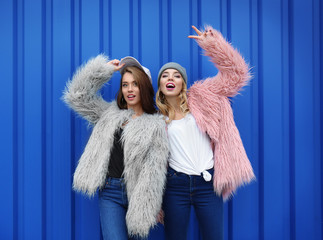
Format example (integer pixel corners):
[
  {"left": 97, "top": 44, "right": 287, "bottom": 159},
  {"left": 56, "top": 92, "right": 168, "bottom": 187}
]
[
  {"left": 163, "top": 167, "right": 223, "bottom": 240},
  {"left": 99, "top": 177, "right": 145, "bottom": 240},
  {"left": 99, "top": 177, "right": 129, "bottom": 240}
]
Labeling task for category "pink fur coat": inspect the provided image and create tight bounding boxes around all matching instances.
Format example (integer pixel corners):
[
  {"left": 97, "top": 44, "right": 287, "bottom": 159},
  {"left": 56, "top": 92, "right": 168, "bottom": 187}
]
[{"left": 188, "top": 26, "right": 255, "bottom": 200}]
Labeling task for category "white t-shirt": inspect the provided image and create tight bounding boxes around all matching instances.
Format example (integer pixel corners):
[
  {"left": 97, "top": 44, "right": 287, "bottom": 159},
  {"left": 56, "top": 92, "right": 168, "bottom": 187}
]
[{"left": 167, "top": 113, "right": 214, "bottom": 177}]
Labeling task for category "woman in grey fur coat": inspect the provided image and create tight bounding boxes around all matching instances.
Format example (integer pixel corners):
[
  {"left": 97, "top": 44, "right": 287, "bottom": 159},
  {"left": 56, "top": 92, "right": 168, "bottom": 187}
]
[{"left": 63, "top": 55, "right": 169, "bottom": 239}]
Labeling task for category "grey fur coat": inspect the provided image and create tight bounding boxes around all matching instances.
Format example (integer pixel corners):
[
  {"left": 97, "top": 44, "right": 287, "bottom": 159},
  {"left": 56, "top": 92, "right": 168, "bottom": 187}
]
[{"left": 62, "top": 55, "right": 169, "bottom": 237}]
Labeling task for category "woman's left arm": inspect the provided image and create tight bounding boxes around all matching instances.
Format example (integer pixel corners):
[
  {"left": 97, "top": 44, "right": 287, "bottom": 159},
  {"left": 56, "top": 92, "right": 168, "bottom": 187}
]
[{"left": 189, "top": 25, "right": 251, "bottom": 97}]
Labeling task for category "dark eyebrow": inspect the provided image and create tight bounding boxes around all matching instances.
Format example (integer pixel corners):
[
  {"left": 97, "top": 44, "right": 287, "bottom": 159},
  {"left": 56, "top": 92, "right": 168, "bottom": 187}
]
[{"left": 122, "top": 79, "right": 137, "bottom": 84}]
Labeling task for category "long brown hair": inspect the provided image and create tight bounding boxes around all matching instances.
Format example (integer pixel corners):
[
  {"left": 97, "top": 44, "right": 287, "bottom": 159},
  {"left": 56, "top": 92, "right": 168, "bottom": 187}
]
[{"left": 116, "top": 66, "right": 156, "bottom": 114}]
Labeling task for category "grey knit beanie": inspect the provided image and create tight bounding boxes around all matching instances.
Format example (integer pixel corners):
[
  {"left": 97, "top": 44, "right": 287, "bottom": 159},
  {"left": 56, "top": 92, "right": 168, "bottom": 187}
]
[{"left": 157, "top": 62, "right": 187, "bottom": 87}]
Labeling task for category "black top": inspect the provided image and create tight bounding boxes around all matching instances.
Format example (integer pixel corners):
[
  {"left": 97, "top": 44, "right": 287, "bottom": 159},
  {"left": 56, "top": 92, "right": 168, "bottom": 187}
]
[{"left": 107, "top": 128, "right": 124, "bottom": 178}]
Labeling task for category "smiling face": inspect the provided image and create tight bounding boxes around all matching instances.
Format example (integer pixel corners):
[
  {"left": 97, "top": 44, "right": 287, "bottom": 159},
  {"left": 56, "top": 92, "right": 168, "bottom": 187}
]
[
  {"left": 159, "top": 68, "right": 184, "bottom": 98},
  {"left": 121, "top": 72, "right": 141, "bottom": 109}
]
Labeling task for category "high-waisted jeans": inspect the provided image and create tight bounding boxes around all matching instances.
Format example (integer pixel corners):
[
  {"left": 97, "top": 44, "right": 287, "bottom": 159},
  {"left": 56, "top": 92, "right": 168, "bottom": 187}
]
[
  {"left": 163, "top": 167, "right": 223, "bottom": 240},
  {"left": 99, "top": 177, "right": 130, "bottom": 240},
  {"left": 99, "top": 177, "right": 163, "bottom": 240}
]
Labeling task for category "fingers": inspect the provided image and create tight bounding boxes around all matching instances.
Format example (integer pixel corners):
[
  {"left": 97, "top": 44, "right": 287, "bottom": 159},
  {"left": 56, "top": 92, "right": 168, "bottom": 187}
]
[
  {"left": 191, "top": 25, "right": 202, "bottom": 35},
  {"left": 188, "top": 35, "right": 200, "bottom": 39},
  {"left": 115, "top": 63, "right": 125, "bottom": 71},
  {"left": 188, "top": 25, "right": 202, "bottom": 39},
  {"left": 107, "top": 59, "right": 124, "bottom": 72},
  {"left": 107, "top": 59, "right": 120, "bottom": 66},
  {"left": 188, "top": 26, "right": 214, "bottom": 40}
]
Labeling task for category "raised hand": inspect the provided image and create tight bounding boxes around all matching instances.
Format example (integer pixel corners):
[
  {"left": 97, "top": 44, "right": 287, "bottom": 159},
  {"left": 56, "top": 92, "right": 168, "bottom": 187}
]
[
  {"left": 107, "top": 59, "right": 124, "bottom": 71},
  {"left": 188, "top": 25, "right": 213, "bottom": 40}
]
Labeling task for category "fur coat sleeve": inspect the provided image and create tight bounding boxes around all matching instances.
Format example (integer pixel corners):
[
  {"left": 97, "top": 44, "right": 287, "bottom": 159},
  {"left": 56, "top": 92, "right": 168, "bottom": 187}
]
[
  {"left": 188, "top": 26, "right": 255, "bottom": 200},
  {"left": 62, "top": 54, "right": 115, "bottom": 124},
  {"left": 190, "top": 26, "right": 250, "bottom": 97},
  {"left": 123, "top": 115, "right": 169, "bottom": 237}
]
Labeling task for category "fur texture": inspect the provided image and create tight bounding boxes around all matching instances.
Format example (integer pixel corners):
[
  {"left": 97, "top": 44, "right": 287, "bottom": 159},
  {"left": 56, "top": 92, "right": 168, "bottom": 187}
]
[
  {"left": 188, "top": 27, "right": 255, "bottom": 200},
  {"left": 62, "top": 55, "right": 169, "bottom": 237},
  {"left": 63, "top": 54, "right": 114, "bottom": 125}
]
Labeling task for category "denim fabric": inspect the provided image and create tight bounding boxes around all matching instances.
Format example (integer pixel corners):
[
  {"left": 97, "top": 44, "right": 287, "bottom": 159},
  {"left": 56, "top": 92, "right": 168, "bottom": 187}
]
[
  {"left": 99, "top": 177, "right": 129, "bottom": 240},
  {"left": 163, "top": 167, "right": 223, "bottom": 240}
]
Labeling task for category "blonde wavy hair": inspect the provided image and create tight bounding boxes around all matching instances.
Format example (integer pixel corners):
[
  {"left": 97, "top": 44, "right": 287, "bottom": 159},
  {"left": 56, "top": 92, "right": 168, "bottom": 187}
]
[{"left": 156, "top": 80, "right": 190, "bottom": 123}]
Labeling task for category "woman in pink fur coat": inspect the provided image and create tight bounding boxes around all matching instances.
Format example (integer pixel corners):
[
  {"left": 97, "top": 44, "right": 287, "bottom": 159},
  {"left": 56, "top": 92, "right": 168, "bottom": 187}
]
[{"left": 156, "top": 25, "right": 255, "bottom": 240}]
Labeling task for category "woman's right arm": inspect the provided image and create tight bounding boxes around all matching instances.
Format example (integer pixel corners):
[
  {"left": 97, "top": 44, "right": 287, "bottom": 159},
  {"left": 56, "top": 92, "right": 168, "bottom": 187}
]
[
  {"left": 188, "top": 26, "right": 251, "bottom": 97},
  {"left": 62, "top": 54, "right": 117, "bottom": 125}
]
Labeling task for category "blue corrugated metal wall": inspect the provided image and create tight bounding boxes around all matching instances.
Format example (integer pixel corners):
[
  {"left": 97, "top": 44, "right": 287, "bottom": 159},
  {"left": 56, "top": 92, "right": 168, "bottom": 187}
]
[{"left": 0, "top": 0, "right": 321, "bottom": 239}]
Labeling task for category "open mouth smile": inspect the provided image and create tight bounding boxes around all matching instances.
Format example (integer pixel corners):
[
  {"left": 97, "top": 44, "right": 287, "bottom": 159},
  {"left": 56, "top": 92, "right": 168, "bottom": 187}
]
[
  {"left": 127, "top": 94, "right": 136, "bottom": 100},
  {"left": 166, "top": 83, "right": 175, "bottom": 90}
]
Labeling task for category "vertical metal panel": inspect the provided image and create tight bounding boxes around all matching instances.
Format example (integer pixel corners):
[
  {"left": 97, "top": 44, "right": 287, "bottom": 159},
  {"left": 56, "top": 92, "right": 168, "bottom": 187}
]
[
  {"left": 230, "top": 1, "right": 259, "bottom": 240},
  {"left": 42, "top": 0, "right": 51, "bottom": 238},
  {"left": 52, "top": 0, "right": 73, "bottom": 238},
  {"left": 281, "top": 1, "right": 291, "bottom": 239},
  {"left": 261, "top": 0, "right": 287, "bottom": 238},
  {"left": 293, "top": 0, "right": 321, "bottom": 239},
  {"left": 141, "top": 0, "right": 160, "bottom": 90},
  {"left": 24, "top": 0, "right": 43, "bottom": 238},
  {"left": 44, "top": 0, "right": 53, "bottom": 237},
  {"left": 287, "top": 0, "right": 296, "bottom": 238},
  {"left": 321, "top": 0, "right": 323, "bottom": 235},
  {"left": 0, "top": 0, "right": 321, "bottom": 240},
  {"left": 257, "top": 0, "right": 265, "bottom": 238},
  {"left": 0, "top": 1, "right": 14, "bottom": 239},
  {"left": 101, "top": 0, "right": 112, "bottom": 100}
]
